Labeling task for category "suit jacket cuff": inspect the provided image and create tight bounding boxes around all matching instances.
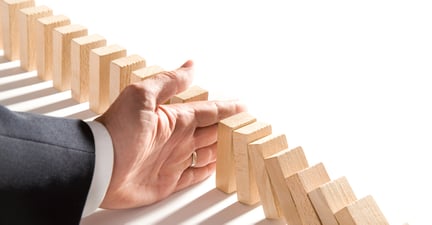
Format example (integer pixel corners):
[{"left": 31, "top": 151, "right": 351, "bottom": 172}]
[{"left": 82, "top": 121, "right": 114, "bottom": 217}]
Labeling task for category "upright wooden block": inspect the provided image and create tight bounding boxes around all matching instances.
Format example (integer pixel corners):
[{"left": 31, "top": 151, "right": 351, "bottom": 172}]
[
  {"left": 335, "top": 195, "right": 389, "bottom": 225},
  {"left": 216, "top": 112, "right": 256, "bottom": 194},
  {"left": 109, "top": 54, "right": 146, "bottom": 103},
  {"left": 71, "top": 34, "right": 106, "bottom": 102},
  {"left": 264, "top": 146, "right": 309, "bottom": 225},
  {"left": 36, "top": 15, "right": 70, "bottom": 80},
  {"left": 52, "top": 24, "right": 88, "bottom": 91},
  {"left": 89, "top": 44, "right": 127, "bottom": 114},
  {"left": 0, "top": 0, "right": 35, "bottom": 60},
  {"left": 308, "top": 176, "right": 357, "bottom": 225},
  {"left": 18, "top": 5, "right": 52, "bottom": 71},
  {"left": 286, "top": 163, "right": 331, "bottom": 225},
  {"left": 170, "top": 85, "right": 209, "bottom": 104},
  {"left": 130, "top": 65, "right": 164, "bottom": 83},
  {"left": 248, "top": 133, "right": 288, "bottom": 219},
  {"left": 232, "top": 121, "right": 272, "bottom": 205}
]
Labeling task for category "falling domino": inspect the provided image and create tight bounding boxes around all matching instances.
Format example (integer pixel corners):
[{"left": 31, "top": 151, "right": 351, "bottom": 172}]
[
  {"left": 170, "top": 85, "right": 209, "bottom": 104},
  {"left": 70, "top": 34, "right": 106, "bottom": 103},
  {"left": 18, "top": 5, "right": 52, "bottom": 71},
  {"left": 109, "top": 54, "right": 146, "bottom": 103},
  {"left": 335, "top": 195, "right": 390, "bottom": 225},
  {"left": 89, "top": 44, "right": 127, "bottom": 114},
  {"left": 308, "top": 176, "right": 357, "bottom": 225},
  {"left": 248, "top": 133, "right": 289, "bottom": 219},
  {"left": 0, "top": 0, "right": 35, "bottom": 60},
  {"left": 130, "top": 65, "right": 164, "bottom": 83},
  {"left": 216, "top": 112, "right": 256, "bottom": 194},
  {"left": 285, "top": 162, "right": 330, "bottom": 225},
  {"left": 264, "top": 146, "right": 309, "bottom": 225},
  {"left": 53, "top": 24, "right": 88, "bottom": 91},
  {"left": 232, "top": 121, "right": 272, "bottom": 205},
  {"left": 36, "top": 14, "right": 70, "bottom": 80}
]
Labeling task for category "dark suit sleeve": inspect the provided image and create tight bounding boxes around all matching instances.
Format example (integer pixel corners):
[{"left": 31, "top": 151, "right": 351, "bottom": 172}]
[{"left": 0, "top": 105, "right": 96, "bottom": 225}]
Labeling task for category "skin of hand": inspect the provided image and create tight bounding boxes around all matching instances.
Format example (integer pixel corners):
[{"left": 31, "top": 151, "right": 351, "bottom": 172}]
[{"left": 96, "top": 60, "right": 246, "bottom": 209}]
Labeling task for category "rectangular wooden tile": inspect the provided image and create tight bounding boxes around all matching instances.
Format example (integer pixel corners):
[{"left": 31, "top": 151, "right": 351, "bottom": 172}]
[
  {"left": 18, "top": 5, "right": 52, "bottom": 71},
  {"left": 71, "top": 34, "right": 106, "bottom": 102},
  {"left": 216, "top": 112, "right": 256, "bottom": 194},
  {"left": 232, "top": 121, "right": 272, "bottom": 205},
  {"left": 335, "top": 195, "right": 389, "bottom": 225},
  {"left": 170, "top": 85, "right": 209, "bottom": 104}
]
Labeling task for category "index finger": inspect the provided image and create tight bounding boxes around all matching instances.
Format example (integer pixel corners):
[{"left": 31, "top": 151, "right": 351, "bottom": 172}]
[{"left": 188, "top": 100, "right": 248, "bottom": 127}]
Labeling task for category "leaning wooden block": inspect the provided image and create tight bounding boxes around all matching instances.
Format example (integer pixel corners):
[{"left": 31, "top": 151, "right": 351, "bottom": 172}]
[
  {"left": 264, "top": 146, "right": 309, "bottom": 225},
  {"left": 130, "top": 65, "right": 164, "bottom": 83},
  {"left": 232, "top": 121, "right": 272, "bottom": 205},
  {"left": 109, "top": 54, "right": 146, "bottom": 103},
  {"left": 36, "top": 14, "right": 70, "bottom": 80},
  {"left": 71, "top": 34, "right": 106, "bottom": 102},
  {"left": 89, "top": 44, "right": 127, "bottom": 114},
  {"left": 335, "top": 195, "right": 389, "bottom": 225},
  {"left": 0, "top": 0, "right": 35, "bottom": 60},
  {"left": 18, "top": 5, "right": 52, "bottom": 71},
  {"left": 308, "top": 176, "right": 357, "bottom": 225},
  {"left": 286, "top": 162, "right": 330, "bottom": 225},
  {"left": 170, "top": 85, "right": 209, "bottom": 104},
  {"left": 248, "top": 133, "right": 288, "bottom": 219},
  {"left": 53, "top": 24, "right": 88, "bottom": 91},
  {"left": 216, "top": 112, "right": 256, "bottom": 194}
]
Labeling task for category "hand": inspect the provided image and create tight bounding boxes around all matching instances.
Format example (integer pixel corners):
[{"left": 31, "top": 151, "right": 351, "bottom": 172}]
[{"left": 96, "top": 60, "right": 246, "bottom": 209}]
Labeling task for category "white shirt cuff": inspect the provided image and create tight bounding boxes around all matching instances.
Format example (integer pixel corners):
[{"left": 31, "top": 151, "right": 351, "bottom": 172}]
[{"left": 82, "top": 121, "right": 114, "bottom": 217}]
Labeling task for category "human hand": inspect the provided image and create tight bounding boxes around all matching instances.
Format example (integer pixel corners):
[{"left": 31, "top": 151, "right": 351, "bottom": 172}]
[{"left": 96, "top": 60, "right": 246, "bottom": 209}]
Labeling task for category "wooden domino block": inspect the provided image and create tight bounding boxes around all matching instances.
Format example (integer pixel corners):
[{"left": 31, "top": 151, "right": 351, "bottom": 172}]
[
  {"left": 335, "top": 195, "right": 389, "bottom": 225},
  {"left": 264, "top": 146, "right": 309, "bottom": 225},
  {"left": 216, "top": 112, "right": 256, "bottom": 194},
  {"left": 109, "top": 54, "right": 146, "bottom": 103},
  {"left": 0, "top": 0, "right": 35, "bottom": 60},
  {"left": 170, "top": 85, "right": 209, "bottom": 104},
  {"left": 130, "top": 65, "right": 164, "bottom": 83},
  {"left": 18, "top": 5, "right": 52, "bottom": 71},
  {"left": 52, "top": 24, "right": 88, "bottom": 91},
  {"left": 286, "top": 162, "right": 331, "bottom": 225},
  {"left": 248, "top": 133, "right": 289, "bottom": 219},
  {"left": 71, "top": 34, "right": 106, "bottom": 103},
  {"left": 36, "top": 15, "right": 70, "bottom": 80},
  {"left": 308, "top": 176, "right": 357, "bottom": 225},
  {"left": 232, "top": 121, "right": 272, "bottom": 205},
  {"left": 89, "top": 44, "right": 127, "bottom": 114}
]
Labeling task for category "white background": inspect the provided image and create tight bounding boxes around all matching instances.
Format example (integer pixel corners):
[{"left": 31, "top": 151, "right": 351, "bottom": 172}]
[{"left": 5, "top": 0, "right": 432, "bottom": 224}]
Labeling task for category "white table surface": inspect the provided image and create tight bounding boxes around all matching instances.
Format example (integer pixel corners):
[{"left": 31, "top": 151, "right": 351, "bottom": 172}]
[{"left": 3, "top": 0, "right": 432, "bottom": 224}]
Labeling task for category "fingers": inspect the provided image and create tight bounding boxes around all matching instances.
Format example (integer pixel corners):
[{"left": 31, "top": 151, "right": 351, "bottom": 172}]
[
  {"left": 141, "top": 60, "right": 195, "bottom": 105},
  {"left": 195, "top": 100, "right": 247, "bottom": 127},
  {"left": 175, "top": 163, "right": 216, "bottom": 192}
]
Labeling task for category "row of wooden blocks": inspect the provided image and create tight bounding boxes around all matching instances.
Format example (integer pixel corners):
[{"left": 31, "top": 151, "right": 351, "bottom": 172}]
[
  {"left": 215, "top": 112, "right": 391, "bottom": 225},
  {"left": 0, "top": 0, "right": 209, "bottom": 113}
]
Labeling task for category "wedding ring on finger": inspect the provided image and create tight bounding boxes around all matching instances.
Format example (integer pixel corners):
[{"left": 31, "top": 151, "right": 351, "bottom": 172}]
[{"left": 190, "top": 151, "right": 197, "bottom": 168}]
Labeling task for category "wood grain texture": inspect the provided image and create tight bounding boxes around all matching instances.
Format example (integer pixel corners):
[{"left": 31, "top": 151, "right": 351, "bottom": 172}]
[
  {"left": 130, "top": 65, "right": 164, "bottom": 83},
  {"left": 109, "top": 54, "right": 146, "bottom": 103},
  {"left": 36, "top": 14, "right": 70, "bottom": 80},
  {"left": 53, "top": 24, "right": 88, "bottom": 91},
  {"left": 18, "top": 5, "right": 52, "bottom": 71},
  {"left": 170, "top": 85, "right": 209, "bottom": 104},
  {"left": 308, "top": 176, "right": 357, "bottom": 225},
  {"left": 286, "top": 163, "right": 330, "bottom": 225},
  {"left": 264, "top": 146, "right": 309, "bottom": 225},
  {"left": 0, "top": 0, "right": 35, "bottom": 60},
  {"left": 248, "top": 133, "right": 288, "bottom": 219},
  {"left": 232, "top": 121, "right": 272, "bottom": 205},
  {"left": 89, "top": 44, "right": 126, "bottom": 114},
  {"left": 335, "top": 195, "right": 389, "bottom": 225},
  {"left": 71, "top": 34, "right": 106, "bottom": 102},
  {"left": 216, "top": 112, "right": 256, "bottom": 194}
]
